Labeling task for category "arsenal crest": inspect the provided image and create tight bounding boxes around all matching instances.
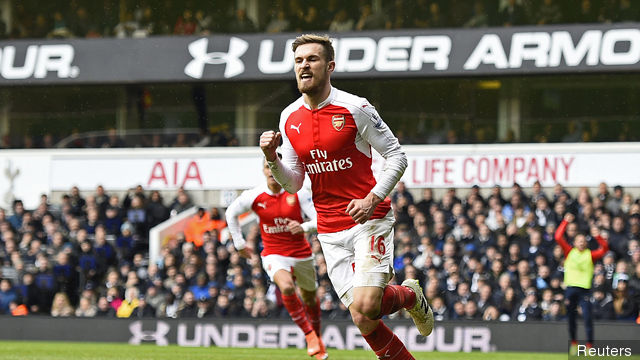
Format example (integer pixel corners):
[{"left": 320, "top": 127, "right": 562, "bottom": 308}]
[
  {"left": 286, "top": 194, "right": 297, "bottom": 206},
  {"left": 332, "top": 115, "right": 345, "bottom": 131}
]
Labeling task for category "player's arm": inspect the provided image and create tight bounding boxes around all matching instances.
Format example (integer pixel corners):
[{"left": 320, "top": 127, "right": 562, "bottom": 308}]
[
  {"left": 553, "top": 213, "right": 574, "bottom": 256},
  {"left": 225, "top": 190, "right": 255, "bottom": 258},
  {"left": 260, "top": 116, "right": 305, "bottom": 193},
  {"left": 590, "top": 226, "right": 610, "bottom": 261},
  {"left": 347, "top": 101, "right": 408, "bottom": 223},
  {"left": 288, "top": 189, "right": 317, "bottom": 235}
]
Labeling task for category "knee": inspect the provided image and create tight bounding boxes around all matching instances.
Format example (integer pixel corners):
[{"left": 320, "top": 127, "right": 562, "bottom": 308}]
[
  {"left": 351, "top": 308, "right": 378, "bottom": 328},
  {"left": 351, "top": 297, "right": 381, "bottom": 319},
  {"left": 279, "top": 283, "right": 296, "bottom": 296},
  {"left": 350, "top": 310, "right": 369, "bottom": 327}
]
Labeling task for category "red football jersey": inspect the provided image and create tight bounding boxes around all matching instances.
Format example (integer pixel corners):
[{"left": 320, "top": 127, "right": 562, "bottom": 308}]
[
  {"left": 277, "top": 87, "right": 405, "bottom": 233},
  {"left": 226, "top": 185, "right": 316, "bottom": 258}
]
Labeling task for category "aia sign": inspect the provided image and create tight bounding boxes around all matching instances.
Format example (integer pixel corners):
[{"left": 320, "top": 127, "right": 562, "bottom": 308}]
[{"left": 147, "top": 160, "right": 203, "bottom": 188}]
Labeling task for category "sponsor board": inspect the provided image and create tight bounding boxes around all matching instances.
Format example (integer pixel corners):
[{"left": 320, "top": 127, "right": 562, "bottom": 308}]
[
  {"left": 1, "top": 24, "right": 639, "bottom": 84},
  {"left": 1, "top": 143, "right": 639, "bottom": 209},
  {"left": 128, "top": 321, "right": 494, "bottom": 352},
  {"left": 0, "top": 316, "right": 637, "bottom": 353}
]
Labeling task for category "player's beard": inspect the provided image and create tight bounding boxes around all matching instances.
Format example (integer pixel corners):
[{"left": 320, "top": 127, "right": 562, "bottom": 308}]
[{"left": 297, "top": 70, "right": 327, "bottom": 95}]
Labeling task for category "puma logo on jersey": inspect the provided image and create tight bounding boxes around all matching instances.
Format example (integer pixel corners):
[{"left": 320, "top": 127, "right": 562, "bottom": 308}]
[
  {"left": 256, "top": 202, "right": 267, "bottom": 209},
  {"left": 290, "top": 122, "right": 302, "bottom": 134}
]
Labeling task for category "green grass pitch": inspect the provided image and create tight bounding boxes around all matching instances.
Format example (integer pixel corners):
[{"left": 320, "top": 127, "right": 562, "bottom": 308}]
[{"left": 0, "top": 341, "right": 568, "bottom": 360}]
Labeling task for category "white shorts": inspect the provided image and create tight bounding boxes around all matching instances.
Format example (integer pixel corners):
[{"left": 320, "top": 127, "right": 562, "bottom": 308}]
[
  {"left": 318, "top": 211, "right": 395, "bottom": 307},
  {"left": 261, "top": 254, "right": 317, "bottom": 292}
]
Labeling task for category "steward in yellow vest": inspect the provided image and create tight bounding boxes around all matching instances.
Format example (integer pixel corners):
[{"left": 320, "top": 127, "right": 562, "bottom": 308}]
[{"left": 554, "top": 213, "right": 609, "bottom": 349}]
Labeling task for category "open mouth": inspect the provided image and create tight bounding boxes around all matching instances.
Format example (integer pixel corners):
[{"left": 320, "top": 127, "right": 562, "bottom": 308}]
[{"left": 300, "top": 73, "right": 313, "bottom": 81}]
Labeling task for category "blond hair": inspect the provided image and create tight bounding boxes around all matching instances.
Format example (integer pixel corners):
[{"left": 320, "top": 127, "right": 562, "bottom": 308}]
[{"left": 292, "top": 34, "right": 335, "bottom": 62}]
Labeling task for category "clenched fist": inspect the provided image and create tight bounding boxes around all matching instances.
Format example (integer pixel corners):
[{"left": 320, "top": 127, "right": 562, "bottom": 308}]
[{"left": 260, "top": 130, "right": 281, "bottom": 162}]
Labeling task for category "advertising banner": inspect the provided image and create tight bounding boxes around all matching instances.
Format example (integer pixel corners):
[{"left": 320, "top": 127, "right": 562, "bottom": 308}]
[
  {"left": 0, "top": 316, "right": 638, "bottom": 353},
  {"left": 0, "top": 23, "right": 639, "bottom": 85},
  {"left": 1, "top": 143, "right": 639, "bottom": 209}
]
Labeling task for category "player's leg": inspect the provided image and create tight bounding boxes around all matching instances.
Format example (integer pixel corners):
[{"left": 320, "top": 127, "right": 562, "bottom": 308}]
[
  {"left": 272, "top": 269, "right": 315, "bottom": 334},
  {"left": 351, "top": 214, "right": 433, "bottom": 336},
  {"left": 319, "top": 229, "right": 415, "bottom": 359},
  {"left": 578, "top": 288, "right": 594, "bottom": 347},
  {"left": 293, "top": 257, "right": 328, "bottom": 360},
  {"left": 293, "top": 257, "right": 322, "bottom": 336},
  {"left": 349, "top": 215, "right": 421, "bottom": 359},
  {"left": 300, "top": 288, "right": 322, "bottom": 334},
  {"left": 263, "top": 255, "right": 321, "bottom": 357},
  {"left": 349, "top": 301, "right": 414, "bottom": 360}
]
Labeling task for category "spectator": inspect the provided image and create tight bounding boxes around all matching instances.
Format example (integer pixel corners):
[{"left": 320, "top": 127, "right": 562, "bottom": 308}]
[
  {"left": 127, "top": 195, "right": 148, "bottom": 239},
  {"left": 228, "top": 8, "right": 256, "bottom": 33},
  {"left": 95, "top": 226, "right": 117, "bottom": 272},
  {"left": 174, "top": 9, "right": 197, "bottom": 35},
  {"left": 536, "top": 0, "right": 562, "bottom": 25},
  {"left": 48, "top": 11, "right": 73, "bottom": 38},
  {"left": 499, "top": 0, "right": 527, "bottom": 26},
  {"left": 464, "top": 1, "right": 489, "bottom": 27},
  {"left": 606, "top": 185, "right": 624, "bottom": 216},
  {"left": 355, "top": 3, "right": 387, "bottom": 31},
  {"left": 50, "top": 292, "right": 74, "bottom": 317},
  {"left": 515, "top": 288, "right": 543, "bottom": 321},
  {"left": 75, "top": 296, "right": 97, "bottom": 317},
  {"left": 328, "top": 9, "right": 354, "bottom": 32},
  {"left": 464, "top": 300, "right": 481, "bottom": 320},
  {"left": 71, "top": 7, "right": 92, "bottom": 37},
  {"left": 590, "top": 287, "right": 615, "bottom": 320},
  {"left": 171, "top": 190, "right": 193, "bottom": 215},
  {"left": 178, "top": 290, "right": 199, "bottom": 318},
  {"left": 543, "top": 300, "right": 565, "bottom": 321},
  {"left": 0, "top": 278, "right": 17, "bottom": 314},
  {"left": 299, "top": 6, "right": 321, "bottom": 31},
  {"left": 131, "top": 296, "right": 156, "bottom": 318},
  {"left": 482, "top": 305, "right": 500, "bottom": 321},
  {"left": 430, "top": 296, "right": 448, "bottom": 321},
  {"left": 10, "top": 299, "right": 28, "bottom": 316},
  {"left": 113, "top": 12, "right": 138, "bottom": 38},
  {"left": 135, "top": 6, "right": 155, "bottom": 37},
  {"left": 426, "top": 2, "right": 446, "bottom": 28},
  {"left": 8, "top": 200, "right": 25, "bottom": 230},
  {"left": 392, "top": 181, "right": 414, "bottom": 206},
  {"left": 95, "top": 296, "right": 116, "bottom": 317},
  {"left": 117, "top": 287, "right": 140, "bottom": 318},
  {"left": 612, "top": 274, "right": 637, "bottom": 320},
  {"left": 265, "top": 10, "right": 290, "bottom": 33}
]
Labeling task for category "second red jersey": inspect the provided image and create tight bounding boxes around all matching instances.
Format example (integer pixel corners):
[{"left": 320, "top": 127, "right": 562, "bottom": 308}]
[{"left": 251, "top": 190, "right": 312, "bottom": 258}]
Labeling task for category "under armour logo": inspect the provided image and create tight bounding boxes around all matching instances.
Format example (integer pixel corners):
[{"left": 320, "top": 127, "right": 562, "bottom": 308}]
[
  {"left": 129, "top": 321, "right": 170, "bottom": 345},
  {"left": 290, "top": 122, "right": 302, "bottom": 134},
  {"left": 257, "top": 202, "right": 267, "bottom": 209},
  {"left": 184, "top": 37, "right": 249, "bottom": 79}
]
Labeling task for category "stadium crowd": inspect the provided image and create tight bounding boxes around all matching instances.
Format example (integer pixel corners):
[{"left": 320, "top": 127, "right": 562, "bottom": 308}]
[
  {"left": 0, "top": 181, "right": 639, "bottom": 323},
  {"left": 5, "top": 0, "right": 640, "bottom": 40}
]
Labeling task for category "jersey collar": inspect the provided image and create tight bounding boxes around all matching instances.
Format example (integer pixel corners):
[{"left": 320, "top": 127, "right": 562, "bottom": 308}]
[
  {"left": 263, "top": 183, "right": 285, "bottom": 196},
  {"left": 302, "top": 86, "right": 336, "bottom": 110}
]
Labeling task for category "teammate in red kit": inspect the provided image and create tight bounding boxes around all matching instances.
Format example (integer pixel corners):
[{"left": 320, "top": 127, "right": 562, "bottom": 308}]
[
  {"left": 226, "top": 157, "right": 327, "bottom": 360},
  {"left": 260, "top": 34, "right": 433, "bottom": 360}
]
